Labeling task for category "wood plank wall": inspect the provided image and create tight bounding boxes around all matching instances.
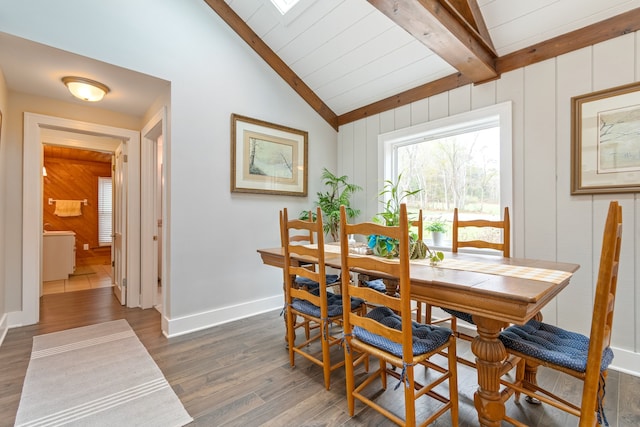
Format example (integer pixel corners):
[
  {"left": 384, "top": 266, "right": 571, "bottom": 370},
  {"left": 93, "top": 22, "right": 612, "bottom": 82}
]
[
  {"left": 43, "top": 149, "right": 112, "bottom": 266},
  {"left": 338, "top": 31, "right": 640, "bottom": 375}
]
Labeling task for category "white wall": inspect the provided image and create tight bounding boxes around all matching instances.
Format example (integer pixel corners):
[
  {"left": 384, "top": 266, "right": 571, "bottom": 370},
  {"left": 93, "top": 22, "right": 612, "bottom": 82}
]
[
  {"left": 339, "top": 32, "right": 640, "bottom": 376},
  {"left": 0, "top": 1, "right": 337, "bottom": 336}
]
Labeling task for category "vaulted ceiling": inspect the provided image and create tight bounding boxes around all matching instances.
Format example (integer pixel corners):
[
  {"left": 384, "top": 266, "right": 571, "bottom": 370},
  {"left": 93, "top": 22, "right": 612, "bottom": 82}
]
[
  {"left": 208, "top": 0, "right": 640, "bottom": 130},
  {"left": 1, "top": 1, "right": 638, "bottom": 130}
]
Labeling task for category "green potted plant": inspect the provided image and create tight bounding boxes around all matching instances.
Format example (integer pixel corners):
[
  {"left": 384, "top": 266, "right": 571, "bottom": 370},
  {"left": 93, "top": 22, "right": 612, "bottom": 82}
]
[
  {"left": 368, "top": 174, "right": 444, "bottom": 264},
  {"left": 426, "top": 217, "right": 447, "bottom": 247},
  {"left": 369, "top": 174, "right": 421, "bottom": 258},
  {"left": 301, "top": 168, "right": 361, "bottom": 242}
]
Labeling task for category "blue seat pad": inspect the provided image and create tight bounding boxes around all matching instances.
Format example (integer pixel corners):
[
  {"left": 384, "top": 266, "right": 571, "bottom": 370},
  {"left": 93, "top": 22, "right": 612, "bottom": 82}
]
[
  {"left": 499, "top": 319, "right": 613, "bottom": 373},
  {"left": 441, "top": 308, "right": 474, "bottom": 324},
  {"left": 353, "top": 306, "right": 452, "bottom": 357},
  {"left": 292, "top": 288, "right": 363, "bottom": 318},
  {"left": 294, "top": 274, "right": 339, "bottom": 289},
  {"left": 364, "top": 278, "right": 387, "bottom": 293}
]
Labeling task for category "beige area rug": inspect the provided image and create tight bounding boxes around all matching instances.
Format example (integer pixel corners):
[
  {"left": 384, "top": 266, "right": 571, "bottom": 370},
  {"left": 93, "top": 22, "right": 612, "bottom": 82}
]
[{"left": 14, "top": 320, "right": 192, "bottom": 427}]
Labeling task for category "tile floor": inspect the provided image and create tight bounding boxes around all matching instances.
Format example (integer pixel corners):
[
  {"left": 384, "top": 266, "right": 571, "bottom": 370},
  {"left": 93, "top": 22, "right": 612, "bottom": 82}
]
[{"left": 43, "top": 264, "right": 113, "bottom": 295}]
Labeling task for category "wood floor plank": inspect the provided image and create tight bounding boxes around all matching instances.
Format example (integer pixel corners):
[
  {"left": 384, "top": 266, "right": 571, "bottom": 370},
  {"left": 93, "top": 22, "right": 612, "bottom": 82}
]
[
  {"left": 0, "top": 287, "right": 637, "bottom": 426},
  {"left": 619, "top": 372, "right": 640, "bottom": 426}
]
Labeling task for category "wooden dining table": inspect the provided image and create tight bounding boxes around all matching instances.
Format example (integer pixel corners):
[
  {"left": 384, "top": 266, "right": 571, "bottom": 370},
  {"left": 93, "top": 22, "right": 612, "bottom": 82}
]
[{"left": 256, "top": 245, "right": 580, "bottom": 427}]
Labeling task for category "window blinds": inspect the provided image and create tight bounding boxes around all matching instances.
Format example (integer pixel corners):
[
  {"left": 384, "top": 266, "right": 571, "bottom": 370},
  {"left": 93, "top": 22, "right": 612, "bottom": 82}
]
[{"left": 98, "top": 177, "right": 112, "bottom": 246}]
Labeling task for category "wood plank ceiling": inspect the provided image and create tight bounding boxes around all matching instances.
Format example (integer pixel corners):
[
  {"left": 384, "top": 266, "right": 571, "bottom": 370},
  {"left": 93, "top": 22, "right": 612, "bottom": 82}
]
[
  {"left": 206, "top": 0, "right": 640, "bottom": 130},
  {"left": 44, "top": 146, "right": 112, "bottom": 164}
]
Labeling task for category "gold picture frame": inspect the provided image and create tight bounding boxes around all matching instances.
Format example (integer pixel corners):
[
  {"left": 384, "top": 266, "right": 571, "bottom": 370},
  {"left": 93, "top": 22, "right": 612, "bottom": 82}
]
[
  {"left": 571, "top": 81, "right": 640, "bottom": 194},
  {"left": 231, "top": 114, "right": 308, "bottom": 196}
]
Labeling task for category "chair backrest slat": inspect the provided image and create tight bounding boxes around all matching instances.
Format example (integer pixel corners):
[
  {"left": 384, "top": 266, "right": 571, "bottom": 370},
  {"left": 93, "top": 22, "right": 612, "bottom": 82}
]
[
  {"left": 281, "top": 210, "right": 315, "bottom": 246},
  {"left": 453, "top": 206, "right": 510, "bottom": 257}
]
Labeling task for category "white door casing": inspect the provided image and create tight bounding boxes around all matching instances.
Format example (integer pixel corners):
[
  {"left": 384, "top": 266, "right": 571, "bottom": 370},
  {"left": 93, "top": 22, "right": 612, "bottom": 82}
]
[
  {"left": 112, "top": 143, "right": 127, "bottom": 304},
  {"left": 140, "top": 107, "right": 167, "bottom": 311},
  {"left": 17, "top": 113, "right": 141, "bottom": 327}
]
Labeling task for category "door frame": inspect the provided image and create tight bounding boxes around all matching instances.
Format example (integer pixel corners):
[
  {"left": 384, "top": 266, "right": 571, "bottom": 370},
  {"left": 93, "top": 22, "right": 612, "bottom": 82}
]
[
  {"left": 18, "top": 112, "right": 140, "bottom": 326},
  {"left": 112, "top": 143, "right": 128, "bottom": 304},
  {"left": 140, "top": 107, "right": 167, "bottom": 313}
]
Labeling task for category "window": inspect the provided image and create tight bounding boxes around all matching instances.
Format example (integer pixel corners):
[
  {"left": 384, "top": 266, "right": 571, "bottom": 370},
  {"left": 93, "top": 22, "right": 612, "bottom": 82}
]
[
  {"left": 98, "top": 177, "right": 112, "bottom": 246},
  {"left": 270, "top": 0, "right": 301, "bottom": 14},
  {"left": 380, "top": 102, "right": 512, "bottom": 246},
  {"left": 268, "top": 0, "right": 313, "bottom": 25}
]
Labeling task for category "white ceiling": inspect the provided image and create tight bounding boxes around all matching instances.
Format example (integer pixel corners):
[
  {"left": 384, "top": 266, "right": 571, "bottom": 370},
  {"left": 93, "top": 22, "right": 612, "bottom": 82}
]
[
  {"left": 0, "top": 32, "right": 169, "bottom": 118},
  {"left": 0, "top": 1, "right": 637, "bottom": 119}
]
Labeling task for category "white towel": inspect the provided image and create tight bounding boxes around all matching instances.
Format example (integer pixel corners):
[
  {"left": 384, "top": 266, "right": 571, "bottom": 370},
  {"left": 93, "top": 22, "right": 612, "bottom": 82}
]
[{"left": 54, "top": 200, "right": 82, "bottom": 217}]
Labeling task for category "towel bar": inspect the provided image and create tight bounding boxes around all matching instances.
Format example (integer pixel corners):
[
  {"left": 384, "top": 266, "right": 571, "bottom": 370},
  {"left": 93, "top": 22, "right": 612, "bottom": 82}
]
[{"left": 48, "top": 198, "right": 88, "bottom": 206}]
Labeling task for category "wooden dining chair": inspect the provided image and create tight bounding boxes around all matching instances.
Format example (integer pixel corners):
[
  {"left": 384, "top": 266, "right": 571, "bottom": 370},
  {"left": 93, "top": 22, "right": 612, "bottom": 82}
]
[
  {"left": 499, "top": 201, "right": 622, "bottom": 426},
  {"left": 281, "top": 207, "right": 365, "bottom": 390},
  {"left": 279, "top": 210, "right": 343, "bottom": 339},
  {"left": 430, "top": 207, "right": 511, "bottom": 337},
  {"left": 339, "top": 204, "right": 459, "bottom": 426}
]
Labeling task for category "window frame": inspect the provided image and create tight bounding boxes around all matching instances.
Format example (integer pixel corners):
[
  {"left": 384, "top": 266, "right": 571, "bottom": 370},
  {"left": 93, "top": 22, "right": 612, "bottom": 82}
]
[{"left": 377, "top": 101, "right": 513, "bottom": 246}]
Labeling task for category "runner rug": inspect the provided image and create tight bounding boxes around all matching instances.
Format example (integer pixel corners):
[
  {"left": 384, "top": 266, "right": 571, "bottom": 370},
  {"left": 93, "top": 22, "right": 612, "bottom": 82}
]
[{"left": 14, "top": 319, "right": 192, "bottom": 427}]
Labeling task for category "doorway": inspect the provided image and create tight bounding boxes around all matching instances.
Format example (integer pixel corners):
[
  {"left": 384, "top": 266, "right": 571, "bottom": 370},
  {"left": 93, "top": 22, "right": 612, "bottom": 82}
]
[
  {"left": 42, "top": 145, "right": 114, "bottom": 296},
  {"left": 20, "top": 113, "right": 141, "bottom": 327}
]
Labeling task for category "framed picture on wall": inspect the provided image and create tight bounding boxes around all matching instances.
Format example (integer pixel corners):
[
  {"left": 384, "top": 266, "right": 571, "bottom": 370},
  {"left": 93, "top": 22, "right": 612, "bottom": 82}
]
[
  {"left": 571, "top": 81, "right": 640, "bottom": 194},
  {"left": 230, "top": 114, "right": 308, "bottom": 196}
]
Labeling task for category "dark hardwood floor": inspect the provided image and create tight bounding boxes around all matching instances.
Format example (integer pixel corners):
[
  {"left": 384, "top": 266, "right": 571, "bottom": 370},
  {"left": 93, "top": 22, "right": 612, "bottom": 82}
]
[{"left": 1, "top": 288, "right": 639, "bottom": 426}]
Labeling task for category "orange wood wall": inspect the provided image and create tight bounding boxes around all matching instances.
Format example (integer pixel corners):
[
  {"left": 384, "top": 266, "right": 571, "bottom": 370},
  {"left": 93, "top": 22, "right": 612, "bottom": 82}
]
[{"left": 43, "top": 157, "right": 112, "bottom": 264}]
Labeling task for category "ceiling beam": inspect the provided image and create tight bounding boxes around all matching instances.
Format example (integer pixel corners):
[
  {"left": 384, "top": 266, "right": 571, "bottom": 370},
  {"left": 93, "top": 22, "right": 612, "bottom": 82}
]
[
  {"left": 441, "top": 0, "right": 495, "bottom": 52},
  {"left": 337, "top": 73, "right": 472, "bottom": 126},
  {"left": 496, "top": 7, "right": 640, "bottom": 74},
  {"left": 368, "top": 0, "right": 498, "bottom": 83},
  {"left": 337, "top": 7, "right": 640, "bottom": 127},
  {"left": 203, "top": 0, "right": 339, "bottom": 130}
]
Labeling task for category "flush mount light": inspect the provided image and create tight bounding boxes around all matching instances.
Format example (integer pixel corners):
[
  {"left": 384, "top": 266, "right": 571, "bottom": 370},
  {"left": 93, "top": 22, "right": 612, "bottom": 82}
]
[{"left": 62, "top": 76, "right": 110, "bottom": 102}]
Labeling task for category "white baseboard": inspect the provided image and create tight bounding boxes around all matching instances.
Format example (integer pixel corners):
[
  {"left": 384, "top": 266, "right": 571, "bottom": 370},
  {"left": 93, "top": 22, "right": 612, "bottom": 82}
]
[
  {"left": 163, "top": 295, "right": 282, "bottom": 338},
  {"left": 7, "top": 309, "right": 33, "bottom": 328},
  {"left": 609, "top": 346, "right": 640, "bottom": 378}
]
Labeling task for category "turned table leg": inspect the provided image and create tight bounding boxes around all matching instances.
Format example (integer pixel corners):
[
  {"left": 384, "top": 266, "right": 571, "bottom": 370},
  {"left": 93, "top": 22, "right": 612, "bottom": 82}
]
[{"left": 471, "top": 316, "right": 509, "bottom": 427}]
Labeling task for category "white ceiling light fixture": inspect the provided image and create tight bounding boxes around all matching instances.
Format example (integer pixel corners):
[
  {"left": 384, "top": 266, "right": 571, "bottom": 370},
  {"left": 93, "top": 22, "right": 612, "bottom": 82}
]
[{"left": 62, "top": 76, "right": 110, "bottom": 102}]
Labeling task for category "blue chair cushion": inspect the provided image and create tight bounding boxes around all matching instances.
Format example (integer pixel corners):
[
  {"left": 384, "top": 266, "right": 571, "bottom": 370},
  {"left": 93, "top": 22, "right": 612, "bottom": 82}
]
[
  {"left": 292, "top": 288, "right": 363, "bottom": 318},
  {"left": 353, "top": 306, "right": 452, "bottom": 357},
  {"left": 364, "top": 278, "right": 387, "bottom": 293},
  {"left": 441, "top": 308, "right": 475, "bottom": 324},
  {"left": 295, "top": 274, "right": 339, "bottom": 289},
  {"left": 499, "top": 319, "right": 614, "bottom": 373}
]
